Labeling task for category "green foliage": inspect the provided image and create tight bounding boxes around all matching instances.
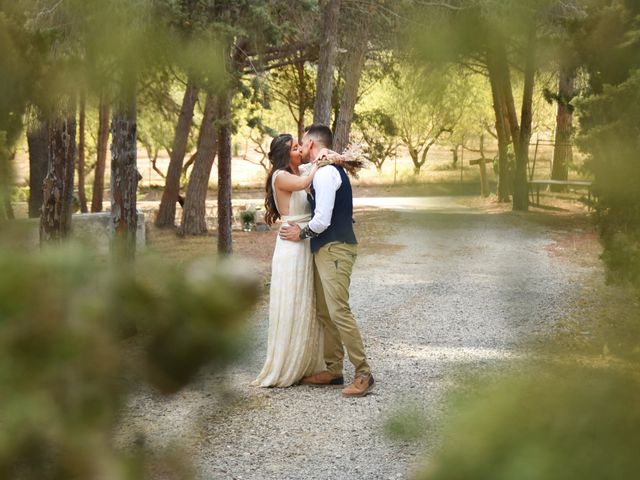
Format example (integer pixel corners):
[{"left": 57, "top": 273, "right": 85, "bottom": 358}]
[
  {"left": 353, "top": 109, "right": 398, "bottom": 172},
  {"left": 0, "top": 6, "right": 45, "bottom": 149},
  {"left": 137, "top": 71, "right": 200, "bottom": 167},
  {"left": 387, "top": 65, "right": 476, "bottom": 173},
  {"left": 0, "top": 242, "right": 259, "bottom": 479},
  {"left": 574, "top": 0, "right": 640, "bottom": 288},
  {"left": 266, "top": 59, "right": 315, "bottom": 131},
  {"left": 417, "top": 366, "right": 640, "bottom": 480}
]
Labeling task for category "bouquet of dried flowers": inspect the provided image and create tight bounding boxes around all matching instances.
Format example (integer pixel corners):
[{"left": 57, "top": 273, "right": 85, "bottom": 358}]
[{"left": 316, "top": 143, "right": 372, "bottom": 178}]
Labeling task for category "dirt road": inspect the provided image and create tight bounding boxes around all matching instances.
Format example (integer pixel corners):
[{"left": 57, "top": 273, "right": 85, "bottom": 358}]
[{"left": 116, "top": 198, "right": 601, "bottom": 479}]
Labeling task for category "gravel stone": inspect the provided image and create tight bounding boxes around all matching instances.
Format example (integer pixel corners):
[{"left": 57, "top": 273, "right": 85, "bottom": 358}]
[{"left": 116, "top": 199, "right": 600, "bottom": 480}]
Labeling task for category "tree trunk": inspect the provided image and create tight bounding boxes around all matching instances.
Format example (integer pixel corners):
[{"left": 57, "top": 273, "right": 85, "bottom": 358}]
[
  {"left": 295, "top": 59, "right": 306, "bottom": 143},
  {"left": 1, "top": 197, "right": 13, "bottom": 220},
  {"left": 496, "top": 50, "right": 520, "bottom": 155},
  {"left": 313, "top": 0, "right": 341, "bottom": 125},
  {"left": 408, "top": 147, "right": 421, "bottom": 175},
  {"left": 513, "top": 31, "right": 536, "bottom": 212},
  {"left": 77, "top": 93, "right": 88, "bottom": 213},
  {"left": 333, "top": 19, "right": 368, "bottom": 153},
  {"left": 91, "top": 98, "right": 110, "bottom": 212},
  {"left": 217, "top": 90, "right": 233, "bottom": 254},
  {"left": 487, "top": 52, "right": 511, "bottom": 202},
  {"left": 40, "top": 98, "right": 77, "bottom": 244},
  {"left": 550, "top": 62, "right": 575, "bottom": 190},
  {"left": 110, "top": 73, "right": 139, "bottom": 259},
  {"left": 156, "top": 79, "right": 199, "bottom": 228},
  {"left": 0, "top": 159, "right": 13, "bottom": 221},
  {"left": 179, "top": 94, "right": 217, "bottom": 236},
  {"left": 488, "top": 36, "right": 520, "bottom": 148},
  {"left": 27, "top": 117, "right": 49, "bottom": 218}
]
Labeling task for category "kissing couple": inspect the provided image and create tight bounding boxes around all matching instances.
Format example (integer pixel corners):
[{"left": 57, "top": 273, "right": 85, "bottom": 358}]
[{"left": 251, "top": 124, "right": 374, "bottom": 398}]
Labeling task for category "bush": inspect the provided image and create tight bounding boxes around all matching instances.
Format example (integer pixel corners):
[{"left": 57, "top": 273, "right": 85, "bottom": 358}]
[
  {"left": 417, "top": 366, "right": 640, "bottom": 480},
  {"left": 577, "top": 69, "right": 640, "bottom": 287},
  {"left": 0, "top": 241, "right": 259, "bottom": 479}
]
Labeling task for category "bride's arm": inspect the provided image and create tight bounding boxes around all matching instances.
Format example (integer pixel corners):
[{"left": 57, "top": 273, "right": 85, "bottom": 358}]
[
  {"left": 314, "top": 148, "right": 362, "bottom": 177},
  {"left": 274, "top": 164, "right": 320, "bottom": 192},
  {"left": 314, "top": 148, "right": 345, "bottom": 164}
]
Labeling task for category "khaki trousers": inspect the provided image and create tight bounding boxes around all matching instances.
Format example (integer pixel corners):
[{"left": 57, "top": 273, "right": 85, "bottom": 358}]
[{"left": 314, "top": 241, "right": 370, "bottom": 376}]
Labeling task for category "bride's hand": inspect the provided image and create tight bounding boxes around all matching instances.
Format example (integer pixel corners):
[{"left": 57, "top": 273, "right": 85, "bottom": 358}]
[
  {"left": 315, "top": 148, "right": 344, "bottom": 167},
  {"left": 313, "top": 148, "right": 331, "bottom": 163}
]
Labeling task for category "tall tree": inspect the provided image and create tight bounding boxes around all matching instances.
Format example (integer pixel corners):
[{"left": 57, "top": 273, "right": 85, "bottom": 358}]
[
  {"left": 91, "top": 97, "right": 110, "bottom": 212},
  {"left": 333, "top": 17, "right": 369, "bottom": 153},
  {"left": 268, "top": 53, "right": 314, "bottom": 142},
  {"left": 486, "top": 41, "right": 517, "bottom": 202},
  {"left": 0, "top": 3, "right": 44, "bottom": 221},
  {"left": 0, "top": 138, "right": 15, "bottom": 222},
  {"left": 513, "top": 28, "right": 537, "bottom": 211},
  {"left": 110, "top": 67, "right": 139, "bottom": 259},
  {"left": 391, "top": 67, "right": 456, "bottom": 175},
  {"left": 77, "top": 93, "right": 89, "bottom": 213},
  {"left": 27, "top": 116, "right": 49, "bottom": 218},
  {"left": 179, "top": 94, "right": 217, "bottom": 236},
  {"left": 313, "top": 0, "right": 341, "bottom": 125},
  {"left": 155, "top": 78, "right": 199, "bottom": 228},
  {"left": 40, "top": 99, "right": 77, "bottom": 243},
  {"left": 216, "top": 88, "right": 233, "bottom": 254},
  {"left": 549, "top": 60, "right": 576, "bottom": 188},
  {"left": 353, "top": 109, "right": 398, "bottom": 172}
]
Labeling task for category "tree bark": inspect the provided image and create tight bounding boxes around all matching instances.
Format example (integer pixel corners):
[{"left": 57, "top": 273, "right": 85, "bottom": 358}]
[
  {"left": 0, "top": 159, "right": 14, "bottom": 221},
  {"left": 216, "top": 90, "right": 233, "bottom": 254},
  {"left": 77, "top": 93, "right": 88, "bottom": 213},
  {"left": 110, "top": 73, "right": 139, "bottom": 259},
  {"left": 40, "top": 99, "right": 77, "bottom": 244},
  {"left": 156, "top": 79, "right": 199, "bottom": 228},
  {"left": 1, "top": 197, "right": 13, "bottom": 220},
  {"left": 513, "top": 30, "right": 536, "bottom": 212},
  {"left": 497, "top": 51, "right": 520, "bottom": 155},
  {"left": 179, "top": 94, "right": 217, "bottom": 236},
  {"left": 91, "top": 98, "right": 110, "bottom": 212},
  {"left": 333, "top": 19, "right": 368, "bottom": 153},
  {"left": 407, "top": 147, "right": 420, "bottom": 174},
  {"left": 295, "top": 59, "right": 306, "bottom": 142},
  {"left": 550, "top": 62, "right": 575, "bottom": 190},
  {"left": 487, "top": 36, "right": 520, "bottom": 149},
  {"left": 313, "top": 0, "right": 341, "bottom": 126},
  {"left": 487, "top": 51, "right": 511, "bottom": 202},
  {"left": 451, "top": 144, "right": 459, "bottom": 168},
  {"left": 27, "top": 117, "right": 49, "bottom": 218}
]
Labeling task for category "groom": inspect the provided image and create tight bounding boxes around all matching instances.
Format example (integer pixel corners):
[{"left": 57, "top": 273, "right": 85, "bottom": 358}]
[{"left": 280, "top": 124, "right": 374, "bottom": 398}]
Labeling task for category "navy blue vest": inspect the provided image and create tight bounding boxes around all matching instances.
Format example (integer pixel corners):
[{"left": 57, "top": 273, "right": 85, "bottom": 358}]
[{"left": 308, "top": 165, "right": 357, "bottom": 253}]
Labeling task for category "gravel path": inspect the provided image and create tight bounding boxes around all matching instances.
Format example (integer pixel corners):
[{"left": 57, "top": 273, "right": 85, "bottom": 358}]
[{"left": 116, "top": 198, "right": 599, "bottom": 480}]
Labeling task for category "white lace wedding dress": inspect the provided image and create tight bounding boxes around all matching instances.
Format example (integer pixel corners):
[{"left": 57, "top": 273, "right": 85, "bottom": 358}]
[{"left": 252, "top": 169, "right": 324, "bottom": 387}]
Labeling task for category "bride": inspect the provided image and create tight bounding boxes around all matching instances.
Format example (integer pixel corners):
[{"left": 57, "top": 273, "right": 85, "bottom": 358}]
[{"left": 252, "top": 133, "right": 327, "bottom": 387}]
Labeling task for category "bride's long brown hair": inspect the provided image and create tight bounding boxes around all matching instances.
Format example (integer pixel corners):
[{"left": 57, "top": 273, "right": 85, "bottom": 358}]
[{"left": 264, "top": 133, "right": 294, "bottom": 226}]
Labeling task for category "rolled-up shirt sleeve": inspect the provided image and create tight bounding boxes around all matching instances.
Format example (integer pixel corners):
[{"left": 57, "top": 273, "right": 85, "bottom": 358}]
[{"left": 308, "top": 166, "right": 342, "bottom": 234}]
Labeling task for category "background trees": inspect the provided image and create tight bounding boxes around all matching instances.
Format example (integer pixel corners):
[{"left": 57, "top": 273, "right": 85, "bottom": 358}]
[{"left": 0, "top": 0, "right": 638, "bottom": 281}]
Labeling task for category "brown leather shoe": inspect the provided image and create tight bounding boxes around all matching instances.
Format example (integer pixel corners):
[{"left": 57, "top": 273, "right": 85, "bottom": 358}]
[
  {"left": 300, "top": 371, "right": 344, "bottom": 386},
  {"left": 341, "top": 374, "right": 375, "bottom": 397}
]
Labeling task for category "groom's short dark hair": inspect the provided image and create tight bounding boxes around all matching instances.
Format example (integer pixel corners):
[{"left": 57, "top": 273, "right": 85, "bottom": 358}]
[{"left": 304, "top": 124, "right": 333, "bottom": 149}]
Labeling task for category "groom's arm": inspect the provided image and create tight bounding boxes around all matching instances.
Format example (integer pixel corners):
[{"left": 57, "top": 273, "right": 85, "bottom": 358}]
[{"left": 279, "top": 167, "right": 342, "bottom": 242}]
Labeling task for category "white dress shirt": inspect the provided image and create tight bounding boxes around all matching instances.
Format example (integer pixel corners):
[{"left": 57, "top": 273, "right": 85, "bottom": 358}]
[{"left": 308, "top": 165, "right": 342, "bottom": 234}]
